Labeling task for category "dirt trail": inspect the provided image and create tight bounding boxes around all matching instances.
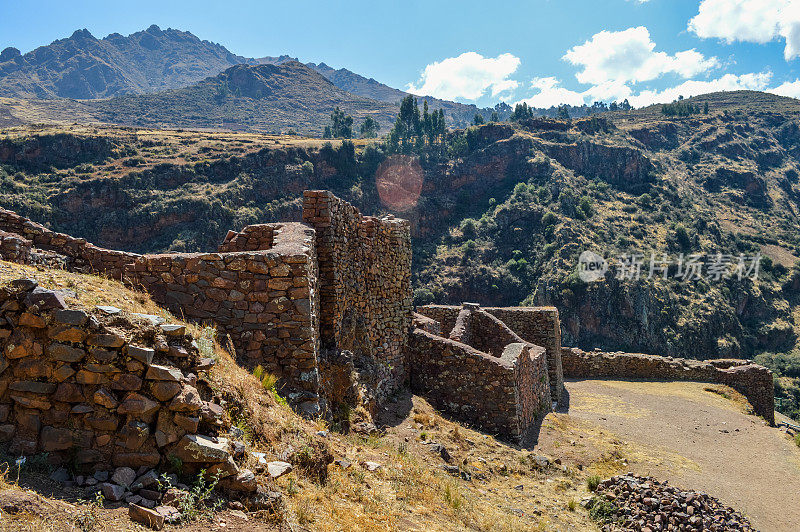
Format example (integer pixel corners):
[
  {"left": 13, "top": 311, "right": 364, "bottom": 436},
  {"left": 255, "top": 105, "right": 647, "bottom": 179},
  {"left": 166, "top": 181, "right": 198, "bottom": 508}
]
[{"left": 558, "top": 379, "right": 800, "bottom": 532}]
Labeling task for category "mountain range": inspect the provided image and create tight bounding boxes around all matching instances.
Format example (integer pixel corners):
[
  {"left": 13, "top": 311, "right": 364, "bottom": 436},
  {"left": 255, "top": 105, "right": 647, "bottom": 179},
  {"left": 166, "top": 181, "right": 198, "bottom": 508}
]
[{"left": 0, "top": 25, "right": 490, "bottom": 132}]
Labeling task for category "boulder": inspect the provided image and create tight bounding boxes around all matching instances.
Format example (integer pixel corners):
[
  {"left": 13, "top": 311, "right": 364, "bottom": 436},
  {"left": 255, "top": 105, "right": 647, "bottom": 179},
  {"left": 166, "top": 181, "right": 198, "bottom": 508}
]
[
  {"left": 25, "top": 288, "right": 66, "bottom": 310},
  {"left": 129, "top": 504, "right": 165, "bottom": 530},
  {"left": 167, "top": 385, "right": 202, "bottom": 413},
  {"left": 145, "top": 365, "right": 182, "bottom": 382},
  {"left": 173, "top": 434, "right": 230, "bottom": 463},
  {"left": 111, "top": 466, "right": 137, "bottom": 487},
  {"left": 267, "top": 461, "right": 292, "bottom": 478},
  {"left": 100, "top": 482, "right": 126, "bottom": 502}
]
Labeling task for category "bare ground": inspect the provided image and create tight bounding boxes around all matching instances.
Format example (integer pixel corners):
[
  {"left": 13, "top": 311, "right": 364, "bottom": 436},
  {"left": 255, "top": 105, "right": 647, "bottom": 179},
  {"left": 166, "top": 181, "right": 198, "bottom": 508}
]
[{"left": 540, "top": 379, "right": 800, "bottom": 532}]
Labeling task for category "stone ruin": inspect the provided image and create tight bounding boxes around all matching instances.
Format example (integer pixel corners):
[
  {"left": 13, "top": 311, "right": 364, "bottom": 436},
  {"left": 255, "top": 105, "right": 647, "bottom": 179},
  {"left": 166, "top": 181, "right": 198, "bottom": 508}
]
[
  {"left": 412, "top": 304, "right": 564, "bottom": 441},
  {"left": 0, "top": 188, "right": 775, "bottom": 457}
]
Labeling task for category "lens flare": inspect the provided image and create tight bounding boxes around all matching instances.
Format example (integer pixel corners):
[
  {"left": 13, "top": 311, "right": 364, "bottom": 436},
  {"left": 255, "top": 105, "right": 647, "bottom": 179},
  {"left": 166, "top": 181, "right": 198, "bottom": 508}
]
[{"left": 375, "top": 155, "right": 423, "bottom": 212}]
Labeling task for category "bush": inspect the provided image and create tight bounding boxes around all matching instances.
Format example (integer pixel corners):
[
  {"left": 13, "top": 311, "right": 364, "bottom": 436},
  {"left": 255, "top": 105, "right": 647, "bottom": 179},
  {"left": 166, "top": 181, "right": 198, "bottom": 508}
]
[
  {"left": 588, "top": 497, "right": 617, "bottom": 523},
  {"left": 458, "top": 218, "right": 476, "bottom": 236},
  {"left": 586, "top": 474, "right": 601, "bottom": 491},
  {"left": 674, "top": 223, "right": 691, "bottom": 249},
  {"left": 413, "top": 288, "right": 435, "bottom": 306}
]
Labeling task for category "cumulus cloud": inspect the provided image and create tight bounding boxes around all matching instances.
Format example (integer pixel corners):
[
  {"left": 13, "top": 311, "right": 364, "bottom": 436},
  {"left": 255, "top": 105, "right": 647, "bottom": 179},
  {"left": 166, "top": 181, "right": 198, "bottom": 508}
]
[
  {"left": 628, "top": 72, "right": 773, "bottom": 106},
  {"left": 514, "top": 72, "right": 784, "bottom": 109},
  {"left": 689, "top": 0, "right": 800, "bottom": 60},
  {"left": 769, "top": 79, "right": 800, "bottom": 97},
  {"left": 407, "top": 52, "right": 521, "bottom": 101},
  {"left": 563, "top": 26, "right": 718, "bottom": 85},
  {"left": 515, "top": 78, "right": 632, "bottom": 108}
]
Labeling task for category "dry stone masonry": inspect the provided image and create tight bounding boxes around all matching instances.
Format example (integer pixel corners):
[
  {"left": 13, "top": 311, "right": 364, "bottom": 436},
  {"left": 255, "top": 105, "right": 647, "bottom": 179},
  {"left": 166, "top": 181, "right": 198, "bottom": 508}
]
[
  {"left": 0, "top": 189, "right": 775, "bottom": 443},
  {"left": 409, "top": 304, "right": 557, "bottom": 442},
  {"left": 303, "top": 191, "right": 412, "bottom": 407},
  {"left": 0, "top": 279, "right": 252, "bottom": 481},
  {"left": 0, "top": 191, "right": 413, "bottom": 417},
  {"left": 562, "top": 348, "right": 775, "bottom": 424},
  {"left": 417, "top": 304, "right": 565, "bottom": 404}
]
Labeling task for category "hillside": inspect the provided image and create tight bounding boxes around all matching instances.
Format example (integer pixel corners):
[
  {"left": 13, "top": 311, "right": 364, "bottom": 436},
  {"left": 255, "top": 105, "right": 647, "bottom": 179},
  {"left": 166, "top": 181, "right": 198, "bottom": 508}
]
[
  {"left": 2, "top": 90, "right": 800, "bottom": 419},
  {"left": 85, "top": 62, "right": 399, "bottom": 135},
  {"left": 0, "top": 25, "right": 249, "bottom": 99},
  {"left": 0, "top": 26, "right": 493, "bottom": 130},
  {"left": 271, "top": 58, "right": 489, "bottom": 126}
]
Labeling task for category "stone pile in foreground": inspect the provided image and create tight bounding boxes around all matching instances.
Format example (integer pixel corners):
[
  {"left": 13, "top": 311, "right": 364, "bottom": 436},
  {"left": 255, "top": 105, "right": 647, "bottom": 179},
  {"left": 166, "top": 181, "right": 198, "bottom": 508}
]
[{"left": 591, "top": 474, "right": 754, "bottom": 531}]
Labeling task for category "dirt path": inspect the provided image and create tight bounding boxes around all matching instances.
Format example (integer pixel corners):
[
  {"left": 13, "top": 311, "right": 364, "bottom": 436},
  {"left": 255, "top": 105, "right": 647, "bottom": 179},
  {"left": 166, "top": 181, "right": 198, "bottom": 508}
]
[{"left": 554, "top": 379, "right": 800, "bottom": 531}]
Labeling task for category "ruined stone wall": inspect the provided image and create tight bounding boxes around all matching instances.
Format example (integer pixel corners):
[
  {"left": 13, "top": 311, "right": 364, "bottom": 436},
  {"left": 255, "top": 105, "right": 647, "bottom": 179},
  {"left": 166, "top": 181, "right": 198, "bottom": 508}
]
[
  {"left": 302, "top": 191, "right": 412, "bottom": 400},
  {"left": 0, "top": 280, "right": 243, "bottom": 477},
  {"left": 0, "top": 208, "right": 139, "bottom": 279},
  {"left": 218, "top": 224, "right": 278, "bottom": 253},
  {"left": 124, "top": 223, "right": 320, "bottom": 413},
  {"left": 562, "top": 348, "right": 774, "bottom": 424},
  {"left": 417, "top": 305, "right": 563, "bottom": 403},
  {"left": 0, "top": 230, "right": 31, "bottom": 264},
  {"left": 408, "top": 328, "right": 549, "bottom": 441}
]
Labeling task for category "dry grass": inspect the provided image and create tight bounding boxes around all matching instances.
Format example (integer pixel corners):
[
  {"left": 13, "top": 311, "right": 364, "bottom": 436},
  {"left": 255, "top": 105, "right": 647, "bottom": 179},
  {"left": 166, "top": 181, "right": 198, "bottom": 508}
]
[{"left": 0, "top": 260, "right": 607, "bottom": 530}]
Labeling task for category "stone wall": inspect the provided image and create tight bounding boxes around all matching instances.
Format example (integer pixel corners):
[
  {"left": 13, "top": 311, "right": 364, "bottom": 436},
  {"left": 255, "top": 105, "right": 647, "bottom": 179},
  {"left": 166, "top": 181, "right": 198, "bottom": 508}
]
[
  {"left": 303, "top": 190, "right": 412, "bottom": 402},
  {"left": 0, "top": 208, "right": 139, "bottom": 279},
  {"left": 124, "top": 223, "right": 321, "bottom": 414},
  {"left": 0, "top": 280, "right": 245, "bottom": 477},
  {"left": 218, "top": 224, "right": 279, "bottom": 253},
  {"left": 562, "top": 348, "right": 774, "bottom": 424},
  {"left": 0, "top": 230, "right": 31, "bottom": 263},
  {"left": 0, "top": 192, "right": 412, "bottom": 416},
  {"left": 408, "top": 323, "right": 550, "bottom": 442},
  {"left": 417, "top": 305, "right": 564, "bottom": 403},
  {"left": 408, "top": 305, "right": 551, "bottom": 442}
]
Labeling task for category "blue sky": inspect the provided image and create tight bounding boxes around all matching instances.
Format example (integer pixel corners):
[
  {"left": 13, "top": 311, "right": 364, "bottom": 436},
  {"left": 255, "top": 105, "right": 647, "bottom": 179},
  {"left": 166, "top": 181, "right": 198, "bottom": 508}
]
[{"left": 1, "top": 0, "right": 799, "bottom": 107}]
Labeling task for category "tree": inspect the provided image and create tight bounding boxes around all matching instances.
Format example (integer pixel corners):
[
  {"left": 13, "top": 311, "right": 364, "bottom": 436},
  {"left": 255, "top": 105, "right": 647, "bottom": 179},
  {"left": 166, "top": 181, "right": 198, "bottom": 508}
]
[
  {"left": 557, "top": 105, "right": 571, "bottom": 120},
  {"left": 386, "top": 95, "right": 446, "bottom": 154},
  {"left": 609, "top": 101, "right": 619, "bottom": 111},
  {"left": 619, "top": 99, "right": 632, "bottom": 111},
  {"left": 473, "top": 113, "right": 485, "bottom": 125},
  {"left": 703, "top": 101, "right": 709, "bottom": 114},
  {"left": 490, "top": 111, "right": 499, "bottom": 122},
  {"left": 323, "top": 126, "right": 332, "bottom": 139},
  {"left": 327, "top": 107, "right": 353, "bottom": 138},
  {"left": 510, "top": 102, "right": 534, "bottom": 121},
  {"left": 359, "top": 116, "right": 380, "bottom": 138}
]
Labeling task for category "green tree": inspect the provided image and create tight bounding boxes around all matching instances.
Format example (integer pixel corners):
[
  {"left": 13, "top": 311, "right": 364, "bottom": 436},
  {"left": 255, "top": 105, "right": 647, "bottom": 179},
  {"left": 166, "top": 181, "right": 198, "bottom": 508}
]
[
  {"left": 490, "top": 111, "right": 499, "bottom": 122},
  {"left": 328, "top": 107, "right": 354, "bottom": 138},
  {"left": 473, "top": 113, "right": 485, "bottom": 125},
  {"left": 386, "top": 95, "right": 447, "bottom": 154},
  {"left": 557, "top": 105, "right": 571, "bottom": 120},
  {"left": 511, "top": 102, "right": 534, "bottom": 121},
  {"left": 359, "top": 117, "right": 380, "bottom": 138}
]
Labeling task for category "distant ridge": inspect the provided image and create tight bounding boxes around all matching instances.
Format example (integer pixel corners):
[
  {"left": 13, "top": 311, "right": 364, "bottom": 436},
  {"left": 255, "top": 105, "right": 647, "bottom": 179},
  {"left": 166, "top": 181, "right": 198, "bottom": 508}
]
[
  {"left": 88, "top": 61, "right": 400, "bottom": 134},
  {"left": 0, "top": 25, "right": 252, "bottom": 99}
]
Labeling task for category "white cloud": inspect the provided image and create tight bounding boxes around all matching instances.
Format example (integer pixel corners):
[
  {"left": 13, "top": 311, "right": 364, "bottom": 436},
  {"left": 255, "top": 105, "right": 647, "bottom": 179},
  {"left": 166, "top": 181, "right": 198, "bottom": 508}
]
[
  {"left": 563, "top": 26, "right": 718, "bottom": 85},
  {"left": 689, "top": 0, "right": 800, "bottom": 60},
  {"left": 769, "top": 79, "right": 800, "bottom": 97},
  {"left": 628, "top": 72, "right": 773, "bottom": 106},
  {"left": 407, "top": 52, "right": 521, "bottom": 101},
  {"left": 514, "top": 78, "right": 632, "bottom": 108},
  {"left": 514, "top": 72, "right": 785, "bottom": 108}
]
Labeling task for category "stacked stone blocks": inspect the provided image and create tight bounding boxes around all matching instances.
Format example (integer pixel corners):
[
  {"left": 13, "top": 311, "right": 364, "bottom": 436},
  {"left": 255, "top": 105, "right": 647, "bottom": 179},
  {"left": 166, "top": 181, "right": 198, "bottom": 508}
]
[{"left": 0, "top": 280, "right": 243, "bottom": 477}]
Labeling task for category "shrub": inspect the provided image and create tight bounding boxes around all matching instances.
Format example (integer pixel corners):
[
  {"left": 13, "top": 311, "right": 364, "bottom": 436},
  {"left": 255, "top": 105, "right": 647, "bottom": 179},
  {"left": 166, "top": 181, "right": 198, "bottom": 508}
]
[
  {"left": 586, "top": 474, "right": 601, "bottom": 491},
  {"left": 674, "top": 223, "right": 691, "bottom": 249},
  {"left": 413, "top": 288, "right": 435, "bottom": 306},
  {"left": 588, "top": 497, "right": 617, "bottom": 523}
]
